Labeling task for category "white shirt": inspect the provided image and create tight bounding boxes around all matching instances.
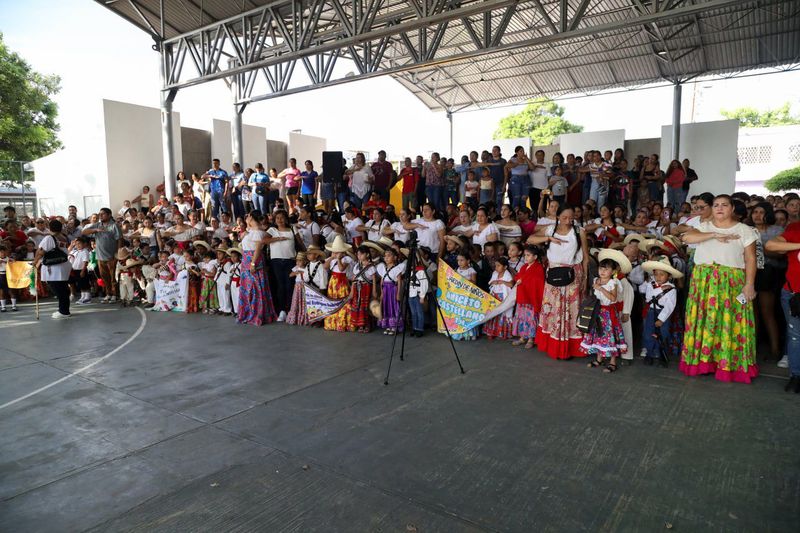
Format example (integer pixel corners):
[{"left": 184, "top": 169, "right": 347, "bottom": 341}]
[
  {"left": 409, "top": 269, "right": 429, "bottom": 298},
  {"left": 593, "top": 278, "right": 621, "bottom": 305},
  {"left": 329, "top": 254, "right": 354, "bottom": 274},
  {"left": 292, "top": 265, "right": 306, "bottom": 284},
  {"left": 295, "top": 220, "right": 321, "bottom": 247},
  {"left": 415, "top": 218, "right": 445, "bottom": 252},
  {"left": 376, "top": 262, "right": 404, "bottom": 283},
  {"left": 345, "top": 217, "right": 364, "bottom": 243},
  {"left": 266, "top": 227, "right": 296, "bottom": 259},
  {"left": 471, "top": 222, "right": 498, "bottom": 247},
  {"left": 350, "top": 166, "right": 374, "bottom": 198},
  {"left": 489, "top": 270, "right": 513, "bottom": 300},
  {"left": 529, "top": 164, "right": 549, "bottom": 189},
  {"left": 641, "top": 281, "right": 677, "bottom": 323},
  {"left": 364, "top": 219, "right": 390, "bottom": 242},
  {"left": 39, "top": 235, "right": 71, "bottom": 282},
  {"left": 546, "top": 226, "right": 583, "bottom": 265},
  {"left": 305, "top": 260, "right": 328, "bottom": 290},
  {"left": 350, "top": 262, "right": 376, "bottom": 283},
  {"left": 389, "top": 222, "right": 410, "bottom": 244},
  {"left": 241, "top": 229, "right": 266, "bottom": 252},
  {"left": 69, "top": 248, "right": 89, "bottom": 270},
  {"left": 693, "top": 221, "right": 757, "bottom": 269}
]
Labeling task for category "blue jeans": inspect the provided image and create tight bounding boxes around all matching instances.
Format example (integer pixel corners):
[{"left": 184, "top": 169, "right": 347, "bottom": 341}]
[
  {"left": 350, "top": 190, "right": 371, "bottom": 209},
  {"left": 582, "top": 176, "right": 592, "bottom": 204},
  {"left": 211, "top": 190, "right": 227, "bottom": 218},
  {"left": 643, "top": 308, "right": 672, "bottom": 358},
  {"left": 337, "top": 188, "right": 349, "bottom": 213},
  {"left": 667, "top": 187, "right": 682, "bottom": 209},
  {"left": 648, "top": 182, "right": 662, "bottom": 204},
  {"left": 589, "top": 180, "right": 607, "bottom": 208},
  {"left": 409, "top": 296, "right": 425, "bottom": 332},
  {"left": 495, "top": 186, "right": 505, "bottom": 207},
  {"left": 426, "top": 185, "right": 445, "bottom": 213},
  {"left": 508, "top": 177, "right": 528, "bottom": 209},
  {"left": 780, "top": 289, "right": 800, "bottom": 376},
  {"left": 252, "top": 193, "right": 268, "bottom": 215},
  {"left": 480, "top": 189, "right": 493, "bottom": 204}
]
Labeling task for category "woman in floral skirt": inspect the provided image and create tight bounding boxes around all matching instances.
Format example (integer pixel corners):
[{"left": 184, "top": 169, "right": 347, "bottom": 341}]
[
  {"left": 237, "top": 211, "right": 277, "bottom": 325},
  {"left": 680, "top": 194, "right": 758, "bottom": 383}
]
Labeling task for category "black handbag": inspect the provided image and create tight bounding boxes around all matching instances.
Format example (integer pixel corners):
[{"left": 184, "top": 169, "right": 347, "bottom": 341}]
[
  {"left": 577, "top": 295, "right": 600, "bottom": 334},
  {"left": 545, "top": 226, "right": 581, "bottom": 287},
  {"left": 43, "top": 245, "right": 68, "bottom": 266}
]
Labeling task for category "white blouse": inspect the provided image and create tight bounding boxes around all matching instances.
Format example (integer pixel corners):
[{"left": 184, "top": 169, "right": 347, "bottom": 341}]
[
  {"left": 241, "top": 229, "right": 266, "bottom": 251},
  {"left": 364, "top": 219, "right": 390, "bottom": 242},
  {"left": 546, "top": 226, "right": 583, "bottom": 265},
  {"left": 266, "top": 227, "right": 296, "bottom": 259},
  {"left": 471, "top": 222, "right": 498, "bottom": 247},
  {"left": 389, "top": 221, "right": 410, "bottom": 244},
  {"left": 693, "top": 221, "right": 757, "bottom": 269},
  {"left": 376, "top": 262, "right": 404, "bottom": 283}
]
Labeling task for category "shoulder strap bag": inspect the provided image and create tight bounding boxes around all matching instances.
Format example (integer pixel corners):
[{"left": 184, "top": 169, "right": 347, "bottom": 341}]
[{"left": 545, "top": 225, "right": 581, "bottom": 287}]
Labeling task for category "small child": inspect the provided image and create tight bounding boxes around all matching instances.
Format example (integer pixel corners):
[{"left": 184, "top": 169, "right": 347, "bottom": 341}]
[
  {"left": 228, "top": 248, "right": 242, "bottom": 315},
  {"left": 115, "top": 248, "right": 140, "bottom": 307},
  {"left": 451, "top": 252, "right": 479, "bottom": 341},
  {"left": 215, "top": 246, "right": 233, "bottom": 315},
  {"left": 375, "top": 247, "right": 404, "bottom": 335},
  {"left": 464, "top": 170, "right": 479, "bottom": 210},
  {"left": 139, "top": 259, "right": 157, "bottom": 308},
  {"left": 584, "top": 257, "right": 628, "bottom": 373},
  {"left": 511, "top": 245, "right": 545, "bottom": 348},
  {"left": 67, "top": 237, "right": 91, "bottom": 304},
  {"left": 198, "top": 249, "right": 219, "bottom": 314},
  {"left": 507, "top": 241, "right": 524, "bottom": 275},
  {"left": 348, "top": 245, "right": 376, "bottom": 333},
  {"left": 286, "top": 251, "right": 309, "bottom": 325},
  {"left": 183, "top": 249, "right": 201, "bottom": 313},
  {"left": 483, "top": 257, "right": 514, "bottom": 340},
  {"left": 304, "top": 245, "right": 329, "bottom": 295},
  {"left": 479, "top": 167, "right": 494, "bottom": 205},
  {"left": 0, "top": 245, "right": 19, "bottom": 312},
  {"left": 324, "top": 237, "right": 354, "bottom": 331},
  {"left": 408, "top": 253, "right": 429, "bottom": 338},
  {"left": 640, "top": 256, "right": 682, "bottom": 366}
]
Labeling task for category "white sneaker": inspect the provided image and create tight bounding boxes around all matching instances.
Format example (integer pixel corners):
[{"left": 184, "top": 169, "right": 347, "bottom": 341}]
[
  {"left": 101, "top": 296, "right": 110, "bottom": 303},
  {"left": 51, "top": 311, "right": 72, "bottom": 319},
  {"left": 640, "top": 348, "right": 647, "bottom": 358},
  {"left": 69, "top": 294, "right": 76, "bottom": 302},
  {"left": 777, "top": 355, "right": 789, "bottom": 369},
  {"left": 109, "top": 296, "right": 117, "bottom": 303},
  {"left": 277, "top": 310, "right": 287, "bottom": 322}
]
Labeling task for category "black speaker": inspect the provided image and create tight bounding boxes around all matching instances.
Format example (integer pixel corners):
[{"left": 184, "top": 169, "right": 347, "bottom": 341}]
[{"left": 322, "top": 151, "right": 344, "bottom": 184}]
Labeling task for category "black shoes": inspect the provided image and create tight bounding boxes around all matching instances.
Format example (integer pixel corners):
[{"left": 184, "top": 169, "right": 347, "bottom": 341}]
[{"left": 785, "top": 376, "right": 800, "bottom": 393}]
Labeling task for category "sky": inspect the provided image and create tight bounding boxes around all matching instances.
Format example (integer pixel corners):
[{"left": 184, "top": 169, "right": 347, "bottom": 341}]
[{"left": 2, "top": 0, "right": 800, "bottom": 162}]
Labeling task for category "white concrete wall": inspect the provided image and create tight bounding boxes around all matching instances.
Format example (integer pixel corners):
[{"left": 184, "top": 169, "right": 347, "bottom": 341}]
[
  {"left": 104, "top": 100, "right": 182, "bottom": 211},
  {"left": 289, "top": 132, "right": 327, "bottom": 168},
  {"left": 560, "top": 130, "right": 626, "bottom": 159},
  {"left": 211, "top": 119, "right": 232, "bottom": 172},
  {"left": 241, "top": 124, "right": 267, "bottom": 168},
  {"left": 32, "top": 100, "right": 109, "bottom": 218},
  {"left": 735, "top": 125, "right": 800, "bottom": 194},
  {"left": 661, "top": 119, "right": 738, "bottom": 196}
]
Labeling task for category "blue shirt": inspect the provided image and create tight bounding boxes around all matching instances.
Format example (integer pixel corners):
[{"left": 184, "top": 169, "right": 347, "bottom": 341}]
[
  {"left": 250, "top": 172, "right": 269, "bottom": 194},
  {"left": 300, "top": 171, "right": 318, "bottom": 195},
  {"left": 489, "top": 157, "right": 506, "bottom": 186},
  {"left": 207, "top": 168, "right": 229, "bottom": 194}
]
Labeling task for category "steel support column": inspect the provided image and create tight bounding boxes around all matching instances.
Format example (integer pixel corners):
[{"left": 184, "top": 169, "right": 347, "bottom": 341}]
[
  {"left": 447, "top": 111, "right": 453, "bottom": 156},
  {"left": 231, "top": 75, "right": 245, "bottom": 169},
  {"left": 160, "top": 47, "right": 178, "bottom": 201},
  {"left": 671, "top": 82, "right": 682, "bottom": 160}
]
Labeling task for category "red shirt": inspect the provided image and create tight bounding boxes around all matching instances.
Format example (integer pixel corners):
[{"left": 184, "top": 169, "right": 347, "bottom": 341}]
[
  {"left": 520, "top": 220, "right": 537, "bottom": 240},
  {"left": 0, "top": 229, "right": 27, "bottom": 249},
  {"left": 371, "top": 160, "right": 394, "bottom": 191},
  {"left": 783, "top": 222, "right": 800, "bottom": 292},
  {"left": 515, "top": 261, "right": 545, "bottom": 312},
  {"left": 399, "top": 167, "right": 419, "bottom": 194}
]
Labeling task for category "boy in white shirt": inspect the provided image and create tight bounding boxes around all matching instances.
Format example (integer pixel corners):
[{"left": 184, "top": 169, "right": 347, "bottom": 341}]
[
  {"left": 68, "top": 237, "right": 91, "bottom": 304},
  {"left": 640, "top": 256, "right": 684, "bottom": 366}
]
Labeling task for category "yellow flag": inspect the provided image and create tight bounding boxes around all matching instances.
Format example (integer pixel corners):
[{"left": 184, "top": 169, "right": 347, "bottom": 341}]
[
  {"left": 436, "top": 259, "right": 499, "bottom": 334},
  {"left": 6, "top": 261, "right": 34, "bottom": 289}
]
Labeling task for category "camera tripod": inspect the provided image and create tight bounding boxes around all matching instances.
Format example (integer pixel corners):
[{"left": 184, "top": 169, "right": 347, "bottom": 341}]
[{"left": 383, "top": 236, "right": 465, "bottom": 385}]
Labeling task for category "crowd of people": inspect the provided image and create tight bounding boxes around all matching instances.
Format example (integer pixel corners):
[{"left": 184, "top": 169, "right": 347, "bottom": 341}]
[{"left": 2, "top": 146, "right": 799, "bottom": 392}]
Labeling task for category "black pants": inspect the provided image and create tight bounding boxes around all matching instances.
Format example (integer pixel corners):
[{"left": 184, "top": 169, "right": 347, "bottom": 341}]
[
  {"left": 529, "top": 187, "right": 542, "bottom": 215},
  {"left": 271, "top": 258, "right": 294, "bottom": 313},
  {"left": 48, "top": 281, "right": 71, "bottom": 315}
]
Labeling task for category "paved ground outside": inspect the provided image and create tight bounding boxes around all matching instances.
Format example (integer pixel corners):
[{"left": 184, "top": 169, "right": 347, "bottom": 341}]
[{"left": 1, "top": 300, "right": 798, "bottom": 532}]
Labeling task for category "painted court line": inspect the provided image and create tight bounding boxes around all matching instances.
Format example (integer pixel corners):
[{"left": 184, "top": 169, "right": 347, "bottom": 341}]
[{"left": 0, "top": 307, "right": 147, "bottom": 411}]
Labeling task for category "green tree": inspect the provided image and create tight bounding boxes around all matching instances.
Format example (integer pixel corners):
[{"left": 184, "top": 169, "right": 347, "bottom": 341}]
[
  {"left": 0, "top": 32, "right": 62, "bottom": 185},
  {"left": 765, "top": 165, "right": 800, "bottom": 192},
  {"left": 720, "top": 102, "right": 800, "bottom": 128},
  {"left": 493, "top": 98, "right": 583, "bottom": 145}
]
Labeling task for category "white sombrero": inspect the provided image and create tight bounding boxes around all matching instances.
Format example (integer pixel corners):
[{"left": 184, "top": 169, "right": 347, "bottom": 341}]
[
  {"left": 598, "top": 248, "right": 632, "bottom": 274},
  {"left": 642, "top": 255, "right": 684, "bottom": 279},
  {"left": 325, "top": 235, "right": 351, "bottom": 254}
]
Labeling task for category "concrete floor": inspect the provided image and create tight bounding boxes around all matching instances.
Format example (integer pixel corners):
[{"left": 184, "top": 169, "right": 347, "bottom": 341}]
[{"left": 0, "top": 300, "right": 798, "bottom": 532}]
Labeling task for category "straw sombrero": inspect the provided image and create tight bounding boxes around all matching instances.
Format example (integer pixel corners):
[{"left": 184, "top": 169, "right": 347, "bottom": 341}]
[
  {"left": 623, "top": 232, "right": 655, "bottom": 246},
  {"left": 598, "top": 248, "right": 632, "bottom": 274},
  {"left": 295, "top": 251, "right": 307, "bottom": 261},
  {"left": 215, "top": 243, "right": 229, "bottom": 253},
  {"left": 662, "top": 235, "right": 683, "bottom": 251},
  {"left": 227, "top": 247, "right": 243, "bottom": 257},
  {"left": 305, "top": 244, "right": 327, "bottom": 259},
  {"left": 377, "top": 236, "right": 394, "bottom": 247},
  {"left": 642, "top": 255, "right": 684, "bottom": 279},
  {"left": 638, "top": 238, "right": 667, "bottom": 253},
  {"left": 325, "top": 235, "right": 351, "bottom": 254},
  {"left": 369, "top": 298, "right": 382, "bottom": 320},
  {"left": 363, "top": 240, "right": 388, "bottom": 258},
  {"left": 192, "top": 240, "right": 211, "bottom": 250}
]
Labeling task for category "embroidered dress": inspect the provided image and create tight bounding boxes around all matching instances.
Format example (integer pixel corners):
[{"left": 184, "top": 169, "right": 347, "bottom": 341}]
[
  {"left": 536, "top": 263, "right": 586, "bottom": 359},
  {"left": 349, "top": 263, "right": 375, "bottom": 332},
  {"left": 324, "top": 272, "right": 351, "bottom": 331},
  {"left": 679, "top": 264, "right": 758, "bottom": 383},
  {"left": 377, "top": 263, "right": 403, "bottom": 332},
  {"left": 581, "top": 278, "right": 627, "bottom": 358},
  {"left": 199, "top": 276, "right": 219, "bottom": 311},
  {"left": 512, "top": 262, "right": 545, "bottom": 339},
  {"left": 483, "top": 270, "right": 514, "bottom": 339},
  {"left": 185, "top": 264, "right": 201, "bottom": 313},
  {"left": 286, "top": 268, "right": 308, "bottom": 325},
  {"left": 237, "top": 250, "right": 276, "bottom": 325}
]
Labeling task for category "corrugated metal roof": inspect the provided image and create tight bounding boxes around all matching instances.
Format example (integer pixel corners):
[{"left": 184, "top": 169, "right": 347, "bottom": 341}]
[{"left": 97, "top": 0, "right": 800, "bottom": 111}]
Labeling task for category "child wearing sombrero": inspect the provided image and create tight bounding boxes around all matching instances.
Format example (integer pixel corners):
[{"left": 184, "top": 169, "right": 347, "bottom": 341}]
[
  {"left": 324, "top": 236, "right": 355, "bottom": 332},
  {"left": 584, "top": 249, "right": 629, "bottom": 373},
  {"left": 639, "top": 256, "right": 683, "bottom": 366}
]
